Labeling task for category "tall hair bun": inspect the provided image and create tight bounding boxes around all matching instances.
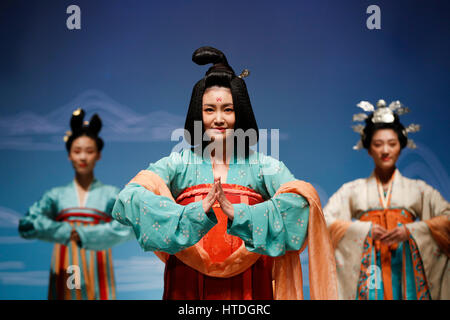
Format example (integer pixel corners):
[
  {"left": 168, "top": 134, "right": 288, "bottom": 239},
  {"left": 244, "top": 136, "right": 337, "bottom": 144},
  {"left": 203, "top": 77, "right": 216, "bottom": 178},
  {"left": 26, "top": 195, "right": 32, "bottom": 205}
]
[
  {"left": 192, "top": 46, "right": 229, "bottom": 67},
  {"left": 70, "top": 108, "right": 85, "bottom": 133},
  {"left": 88, "top": 114, "right": 102, "bottom": 135},
  {"left": 65, "top": 109, "right": 104, "bottom": 152}
]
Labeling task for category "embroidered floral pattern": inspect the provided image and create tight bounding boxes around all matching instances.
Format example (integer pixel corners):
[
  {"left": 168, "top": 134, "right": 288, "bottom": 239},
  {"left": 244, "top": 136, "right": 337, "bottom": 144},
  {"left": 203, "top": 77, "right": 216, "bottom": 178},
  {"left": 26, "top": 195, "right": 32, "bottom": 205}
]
[
  {"left": 255, "top": 226, "right": 263, "bottom": 235},
  {"left": 356, "top": 229, "right": 432, "bottom": 300},
  {"left": 356, "top": 232, "right": 372, "bottom": 300},
  {"left": 159, "top": 200, "right": 168, "bottom": 208},
  {"left": 275, "top": 242, "right": 284, "bottom": 252},
  {"left": 274, "top": 220, "right": 281, "bottom": 230},
  {"left": 152, "top": 222, "right": 160, "bottom": 230},
  {"left": 141, "top": 206, "right": 150, "bottom": 215},
  {"left": 291, "top": 235, "right": 301, "bottom": 245},
  {"left": 408, "top": 234, "right": 431, "bottom": 300}
]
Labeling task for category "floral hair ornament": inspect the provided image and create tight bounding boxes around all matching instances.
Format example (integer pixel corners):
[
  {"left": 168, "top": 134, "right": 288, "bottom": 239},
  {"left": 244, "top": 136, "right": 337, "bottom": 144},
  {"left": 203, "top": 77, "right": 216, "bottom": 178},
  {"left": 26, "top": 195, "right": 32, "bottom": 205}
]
[{"left": 351, "top": 99, "right": 421, "bottom": 150}]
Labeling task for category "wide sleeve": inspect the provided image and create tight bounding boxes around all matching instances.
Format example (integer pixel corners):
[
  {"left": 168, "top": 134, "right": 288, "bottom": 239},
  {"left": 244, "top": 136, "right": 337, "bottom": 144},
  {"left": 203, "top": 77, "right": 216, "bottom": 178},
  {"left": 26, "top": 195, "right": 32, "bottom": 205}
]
[
  {"left": 323, "top": 184, "right": 353, "bottom": 225},
  {"left": 18, "top": 189, "right": 72, "bottom": 245},
  {"left": 227, "top": 157, "right": 309, "bottom": 256},
  {"left": 405, "top": 182, "right": 450, "bottom": 256},
  {"left": 322, "top": 182, "right": 372, "bottom": 299},
  {"left": 404, "top": 181, "right": 450, "bottom": 299},
  {"left": 111, "top": 153, "right": 218, "bottom": 254},
  {"left": 323, "top": 183, "right": 372, "bottom": 249},
  {"left": 74, "top": 187, "right": 135, "bottom": 251},
  {"left": 112, "top": 183, "right": 217, "bottom": 254}
]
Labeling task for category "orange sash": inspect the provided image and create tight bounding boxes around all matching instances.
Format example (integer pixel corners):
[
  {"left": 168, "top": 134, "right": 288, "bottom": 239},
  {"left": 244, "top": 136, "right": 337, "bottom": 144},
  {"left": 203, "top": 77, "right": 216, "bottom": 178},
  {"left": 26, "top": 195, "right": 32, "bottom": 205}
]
[{"left": 359, "top": 208, "right": 414, "bottom": 300}]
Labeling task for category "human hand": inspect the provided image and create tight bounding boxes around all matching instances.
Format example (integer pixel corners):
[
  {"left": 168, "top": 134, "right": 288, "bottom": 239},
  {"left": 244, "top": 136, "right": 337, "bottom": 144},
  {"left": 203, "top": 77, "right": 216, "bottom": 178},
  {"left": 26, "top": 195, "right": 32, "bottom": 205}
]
[
  {"left": 380, "top": 225, "right": 409, "bottom": 246},
  {"left": 70, "top": 229, "right": 81, "bottom": 243},
  {"left": 202, "top": 179, "right": 218, "bottom": 213},
  {"left": 372, "top": 224, "right": 388, "bottom": 241},
  {"left": 215, "top": 178, "right": 234, "bottom": 220}
]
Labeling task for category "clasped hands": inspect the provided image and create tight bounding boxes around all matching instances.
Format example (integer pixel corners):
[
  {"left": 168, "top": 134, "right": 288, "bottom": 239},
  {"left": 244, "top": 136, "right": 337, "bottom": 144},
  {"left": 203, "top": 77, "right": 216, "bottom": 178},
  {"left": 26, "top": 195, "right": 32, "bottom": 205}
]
[
  {"left": 202, "top": 178, "right": 234, "bottom": 220},
  {"left": 372, "top": 224, "right": 409, "bottom": 246},
  {"left": 70, "top": 229, "right": 81, "bottom": 243}
]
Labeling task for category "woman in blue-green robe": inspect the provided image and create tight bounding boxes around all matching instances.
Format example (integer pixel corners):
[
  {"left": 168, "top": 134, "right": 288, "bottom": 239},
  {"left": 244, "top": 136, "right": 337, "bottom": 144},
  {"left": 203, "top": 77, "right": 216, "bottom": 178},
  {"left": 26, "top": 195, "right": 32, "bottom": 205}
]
[
  {"left": 111, "top": 46, "right": 338, "bottom": 300},
  {"left": 113, "top": 149, "right": 309, "bottom": 257},
  {"left": 18, "top": 109, "right": 133, "bottom": 300}
]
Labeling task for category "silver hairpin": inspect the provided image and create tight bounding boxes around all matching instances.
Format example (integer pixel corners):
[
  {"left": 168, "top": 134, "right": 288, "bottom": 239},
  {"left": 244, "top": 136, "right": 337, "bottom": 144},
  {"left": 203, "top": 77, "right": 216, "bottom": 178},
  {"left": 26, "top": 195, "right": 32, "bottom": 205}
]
[
  {"left": 405, "top": 123, "right": 421, "bottom": 133},
  {"left": 352, "top": 140, "right": 363, "bottom": 150},
  {"left": 352, "top": 99, "right": 421, "bottom": 150},
  {"left": 357, "top": 101, "right": 375, "bottom": 112},
  {"left": 352, "top": 124, "right": 365, "bottom": 134}
]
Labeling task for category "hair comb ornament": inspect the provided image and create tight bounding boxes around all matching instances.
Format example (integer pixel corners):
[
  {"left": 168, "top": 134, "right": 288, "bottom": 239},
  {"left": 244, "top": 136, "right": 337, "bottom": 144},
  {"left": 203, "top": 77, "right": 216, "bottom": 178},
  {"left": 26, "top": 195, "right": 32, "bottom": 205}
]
[
  {"left": 238, "top": 69, "right": 250, "bottom": 79},
  {"left": 64, "top": 108, "right": 82, "bottom": 142},
  {"left": 352, "top": 99, "right": 420, "bottom": 150},
  {"left": 63, "top": 131, "right": 72, "bottom": 142}
]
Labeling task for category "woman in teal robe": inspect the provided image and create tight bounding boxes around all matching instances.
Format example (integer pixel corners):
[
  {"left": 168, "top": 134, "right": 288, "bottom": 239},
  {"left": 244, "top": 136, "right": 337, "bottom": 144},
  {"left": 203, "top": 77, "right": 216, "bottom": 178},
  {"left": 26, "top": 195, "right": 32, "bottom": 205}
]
[
  {"left": 18, "top": 109, "right": 133, "bottom": 300},
  {"left": 111, "top": 47, "right": 338, "bottom": 300}
]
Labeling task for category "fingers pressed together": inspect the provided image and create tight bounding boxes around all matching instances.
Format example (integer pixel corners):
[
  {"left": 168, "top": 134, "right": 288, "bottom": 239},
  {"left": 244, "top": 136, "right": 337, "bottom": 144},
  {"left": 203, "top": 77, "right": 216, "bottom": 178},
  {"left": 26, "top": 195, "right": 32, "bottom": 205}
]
[{"left": 372, "top": 224, "right": 409, "bottom": 246}]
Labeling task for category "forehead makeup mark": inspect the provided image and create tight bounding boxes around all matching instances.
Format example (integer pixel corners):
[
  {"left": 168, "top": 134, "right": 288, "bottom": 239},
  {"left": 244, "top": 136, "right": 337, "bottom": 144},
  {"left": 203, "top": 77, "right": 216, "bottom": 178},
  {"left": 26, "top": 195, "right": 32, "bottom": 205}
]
[{"left": 216, "top": 97, "right": 222, "bottom": 102}]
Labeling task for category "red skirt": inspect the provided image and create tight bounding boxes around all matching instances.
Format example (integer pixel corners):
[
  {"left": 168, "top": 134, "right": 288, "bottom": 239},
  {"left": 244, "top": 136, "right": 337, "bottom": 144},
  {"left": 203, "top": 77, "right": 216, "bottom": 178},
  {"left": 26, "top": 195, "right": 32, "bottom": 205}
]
[{"left": 163, "top": 184, "right": 273, "bottom": 300}]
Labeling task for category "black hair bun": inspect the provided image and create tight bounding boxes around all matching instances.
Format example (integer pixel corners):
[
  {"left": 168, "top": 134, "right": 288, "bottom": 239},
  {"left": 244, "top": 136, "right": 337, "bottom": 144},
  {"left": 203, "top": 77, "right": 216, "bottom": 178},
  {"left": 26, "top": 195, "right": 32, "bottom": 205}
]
[
  {"left": 192, "top": 46, "right": 229, "bottom": 66},
  {"left": 88, "top": 114, "right": 102, "bottom": 136},
  {"left": 70, "top": 109, "right": 85, "bottom": 133},
  {"left": 193, "top": 46, "right": 236, "bottom": 87},
  {"left": 65, "top": 109, "right": 104, "bottom": 152}
]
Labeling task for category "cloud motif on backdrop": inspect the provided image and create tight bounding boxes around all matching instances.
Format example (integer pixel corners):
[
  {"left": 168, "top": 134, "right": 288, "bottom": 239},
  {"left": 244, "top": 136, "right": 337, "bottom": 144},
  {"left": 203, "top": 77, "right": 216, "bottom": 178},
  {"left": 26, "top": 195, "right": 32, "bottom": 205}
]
[
  {"left": 0, "top": 206, "right": 32, "bottom": 244},
  {"left": 0, "top": 90, "right": 185, "bottom": 150},
  {"left": 0, "top": 206, "right": 21, "bottom": 228},
  {"left": 398, "top": 142, "right": 450, "bottom": 200},
  {"left": 0, "top": 261, "right": 47, "bottom": 286},
  {"left": 0, "top": 89, "right": 289, "bottom": 151}
]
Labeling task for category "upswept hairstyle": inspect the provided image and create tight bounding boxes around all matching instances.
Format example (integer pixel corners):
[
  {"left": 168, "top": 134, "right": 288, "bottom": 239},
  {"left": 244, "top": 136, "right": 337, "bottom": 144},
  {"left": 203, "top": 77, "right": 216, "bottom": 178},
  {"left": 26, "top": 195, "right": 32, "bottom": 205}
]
[
  {"left": 184, "top": 46, "right": 258, "bottom": 157},
  {"left": 362, "top": 113, "right": 408, "bottom": 149},
  {"left": 65, "top": 109, "right": 104, "bottom": 152}
]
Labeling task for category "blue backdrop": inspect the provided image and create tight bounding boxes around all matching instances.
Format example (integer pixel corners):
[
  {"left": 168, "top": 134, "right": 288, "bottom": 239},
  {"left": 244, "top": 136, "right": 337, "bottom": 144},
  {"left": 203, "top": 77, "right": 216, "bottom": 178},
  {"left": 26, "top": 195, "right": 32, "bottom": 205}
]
[{"left": 1, "top": 0, "right": 449, "bottom": 299}]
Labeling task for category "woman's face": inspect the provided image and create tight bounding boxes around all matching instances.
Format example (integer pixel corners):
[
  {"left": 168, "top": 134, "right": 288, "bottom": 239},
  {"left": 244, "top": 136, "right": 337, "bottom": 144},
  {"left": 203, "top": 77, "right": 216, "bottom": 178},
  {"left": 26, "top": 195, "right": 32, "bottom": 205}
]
[
  {"left": 68, "top": 136, "right": 101, "bottom": 175},
  {"left": 368, "top": 128, "right": 401, "bottom": 171},
  {"left": 202, "top": 86, "right": 235, "bottom": 141}
]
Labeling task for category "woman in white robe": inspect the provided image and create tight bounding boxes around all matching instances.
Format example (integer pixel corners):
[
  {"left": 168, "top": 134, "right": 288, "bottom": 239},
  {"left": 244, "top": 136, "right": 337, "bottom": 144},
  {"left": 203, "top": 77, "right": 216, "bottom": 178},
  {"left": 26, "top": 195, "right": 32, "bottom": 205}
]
[{"left": 323, "top": 100, "right": 449, "bottom": 300}]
